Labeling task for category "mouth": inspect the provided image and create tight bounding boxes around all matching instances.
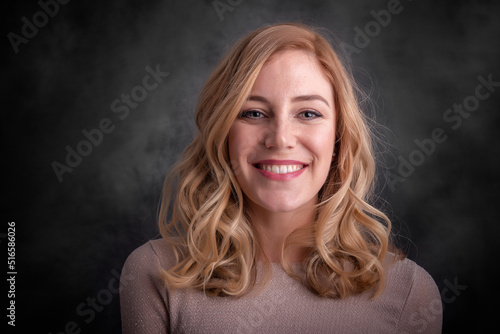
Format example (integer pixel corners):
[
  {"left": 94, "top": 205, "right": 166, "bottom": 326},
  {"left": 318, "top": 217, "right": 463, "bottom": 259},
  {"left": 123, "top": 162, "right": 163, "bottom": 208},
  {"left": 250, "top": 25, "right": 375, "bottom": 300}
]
[
  {"left": 254, "top": 163, "right": 304, "bottom": 174},
  {"left": 252, "top": 160, "right": 308, "bottom": 175}
]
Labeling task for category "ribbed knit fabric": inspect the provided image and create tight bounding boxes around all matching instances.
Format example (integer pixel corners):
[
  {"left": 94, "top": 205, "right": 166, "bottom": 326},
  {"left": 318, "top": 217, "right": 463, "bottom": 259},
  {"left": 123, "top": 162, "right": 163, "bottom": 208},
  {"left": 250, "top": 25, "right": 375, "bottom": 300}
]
[{"left": 120, "top": 239, "right": 442, "bottom": 333}]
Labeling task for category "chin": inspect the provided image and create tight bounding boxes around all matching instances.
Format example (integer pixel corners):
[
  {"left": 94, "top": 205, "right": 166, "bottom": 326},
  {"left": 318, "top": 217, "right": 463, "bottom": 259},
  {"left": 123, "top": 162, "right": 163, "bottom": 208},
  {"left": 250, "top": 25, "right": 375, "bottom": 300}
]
[{"left": 249, "top": 195, "right": 313, "bottom": 214}]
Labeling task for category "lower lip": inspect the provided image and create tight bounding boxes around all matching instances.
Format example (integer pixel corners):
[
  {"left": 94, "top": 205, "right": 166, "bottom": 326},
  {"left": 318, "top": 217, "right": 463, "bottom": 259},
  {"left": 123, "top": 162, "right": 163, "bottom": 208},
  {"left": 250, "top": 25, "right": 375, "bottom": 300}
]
[{"left": 254, "top": 166, "right": 307, "bottom": 181}]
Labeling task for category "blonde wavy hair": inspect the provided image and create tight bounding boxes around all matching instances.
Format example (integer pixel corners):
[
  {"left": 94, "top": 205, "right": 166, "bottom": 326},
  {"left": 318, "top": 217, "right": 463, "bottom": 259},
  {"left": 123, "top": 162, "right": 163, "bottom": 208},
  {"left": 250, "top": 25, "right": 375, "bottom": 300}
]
[{"left": 159, "top": 22, "right": 399, "bottom": 299}]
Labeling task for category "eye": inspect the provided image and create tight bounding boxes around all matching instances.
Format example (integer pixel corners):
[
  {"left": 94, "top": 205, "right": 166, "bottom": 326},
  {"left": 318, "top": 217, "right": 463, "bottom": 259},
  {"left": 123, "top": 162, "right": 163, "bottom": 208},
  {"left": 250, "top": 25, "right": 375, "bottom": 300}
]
[
  {"left": 299, "top": 110, "right": 322, "bottom": 119},
  {"left": 239, "top": 110, "right": 266, "bottom": 119}
]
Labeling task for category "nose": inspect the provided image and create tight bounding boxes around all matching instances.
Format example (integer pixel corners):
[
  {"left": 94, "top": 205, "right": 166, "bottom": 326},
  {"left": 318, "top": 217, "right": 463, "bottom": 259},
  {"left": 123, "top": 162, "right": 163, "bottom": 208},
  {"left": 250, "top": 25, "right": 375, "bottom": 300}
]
[{"left": 264, "top": 118, "right": 296, "bottom": 149}]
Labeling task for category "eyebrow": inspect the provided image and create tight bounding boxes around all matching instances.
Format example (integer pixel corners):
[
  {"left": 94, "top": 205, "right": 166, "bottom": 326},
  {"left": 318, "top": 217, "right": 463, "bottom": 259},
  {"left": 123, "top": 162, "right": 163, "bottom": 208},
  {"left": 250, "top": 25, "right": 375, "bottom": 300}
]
[{"left": 247, "top": 94, "right": 330, "bottom": 107}]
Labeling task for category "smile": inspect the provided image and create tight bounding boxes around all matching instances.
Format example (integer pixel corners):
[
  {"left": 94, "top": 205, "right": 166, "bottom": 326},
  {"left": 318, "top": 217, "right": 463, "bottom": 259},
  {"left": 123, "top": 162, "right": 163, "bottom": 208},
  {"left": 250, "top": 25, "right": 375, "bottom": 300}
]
[
  {"left": 256, "top": 164, "right": 304, "bottom": 174},
  {"left": 252, "top": 160, "right": 308, "bottom": 180}
]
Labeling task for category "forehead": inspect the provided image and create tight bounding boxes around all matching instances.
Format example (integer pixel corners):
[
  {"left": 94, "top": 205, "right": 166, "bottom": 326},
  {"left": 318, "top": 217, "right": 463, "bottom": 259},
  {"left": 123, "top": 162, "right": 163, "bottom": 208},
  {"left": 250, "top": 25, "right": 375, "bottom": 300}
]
[
  {"left": 265, "top": 48, "right": 318, "bottom": 68},
  {"left": 251, "top": 49, "right": 333, "bottom": 99}
]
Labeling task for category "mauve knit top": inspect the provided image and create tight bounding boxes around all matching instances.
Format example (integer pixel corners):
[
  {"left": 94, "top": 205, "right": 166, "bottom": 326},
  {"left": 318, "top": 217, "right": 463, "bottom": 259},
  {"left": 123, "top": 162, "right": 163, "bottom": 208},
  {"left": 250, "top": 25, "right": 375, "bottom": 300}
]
[{"left": 120, "top": 238, "right": 442, "bottom": 333}]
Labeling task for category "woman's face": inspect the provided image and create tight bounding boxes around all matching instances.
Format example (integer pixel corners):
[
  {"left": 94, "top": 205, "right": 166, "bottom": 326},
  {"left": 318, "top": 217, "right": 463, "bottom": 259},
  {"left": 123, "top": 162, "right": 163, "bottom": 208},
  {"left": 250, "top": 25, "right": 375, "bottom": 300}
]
[{"left": 228, "top": 49, "right": 336, "bottom": 215}]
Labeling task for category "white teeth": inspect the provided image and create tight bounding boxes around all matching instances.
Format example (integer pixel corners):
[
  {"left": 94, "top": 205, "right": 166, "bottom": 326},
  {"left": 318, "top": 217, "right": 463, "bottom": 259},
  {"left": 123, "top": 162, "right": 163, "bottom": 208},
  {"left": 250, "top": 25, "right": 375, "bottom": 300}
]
[{"left": 259, "top": 164, "right": 304, "bottom": 174}]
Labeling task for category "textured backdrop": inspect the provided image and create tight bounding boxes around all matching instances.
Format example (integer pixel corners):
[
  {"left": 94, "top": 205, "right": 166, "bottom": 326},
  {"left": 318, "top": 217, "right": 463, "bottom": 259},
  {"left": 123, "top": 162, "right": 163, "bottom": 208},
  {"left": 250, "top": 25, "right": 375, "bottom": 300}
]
[{"left": 4, "top": 0, "right": 500, "bottom": 332}]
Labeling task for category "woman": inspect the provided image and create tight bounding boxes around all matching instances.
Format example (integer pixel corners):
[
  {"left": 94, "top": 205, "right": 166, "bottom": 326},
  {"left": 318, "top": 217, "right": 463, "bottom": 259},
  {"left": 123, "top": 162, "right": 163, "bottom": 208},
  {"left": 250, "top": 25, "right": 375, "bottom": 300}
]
[{"left": 120, "top": 23, "right": 442, "bottom": 333}]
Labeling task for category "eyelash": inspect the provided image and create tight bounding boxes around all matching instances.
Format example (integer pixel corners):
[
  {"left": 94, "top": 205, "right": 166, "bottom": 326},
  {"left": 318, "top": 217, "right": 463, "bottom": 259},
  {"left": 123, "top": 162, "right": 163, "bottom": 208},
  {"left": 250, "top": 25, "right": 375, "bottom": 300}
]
[
  {"left": 239, "top": 110, "right": 265, "bottom": 119},
  {"left": 299, "top": 110, "right": 322, "bottom": 119},
  {"left": 238, "top": 110, "right": 323, "bottom": 119}
]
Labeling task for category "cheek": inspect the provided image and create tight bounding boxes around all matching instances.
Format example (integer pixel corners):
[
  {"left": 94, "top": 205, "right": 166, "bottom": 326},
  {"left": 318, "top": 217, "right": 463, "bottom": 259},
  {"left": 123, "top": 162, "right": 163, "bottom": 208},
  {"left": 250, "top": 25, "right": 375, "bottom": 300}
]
[
  {"left": 305, "top": 128, "right": 335, "bottom": 186},
  {"left": 307, "top": 127, "right": 335, "bottom": 164},
  {"left": 228, "top": 125, "right": 245, "bottom": 162},
  {"left": 228, "top": 125, "right": 257, "bottom": 176}
]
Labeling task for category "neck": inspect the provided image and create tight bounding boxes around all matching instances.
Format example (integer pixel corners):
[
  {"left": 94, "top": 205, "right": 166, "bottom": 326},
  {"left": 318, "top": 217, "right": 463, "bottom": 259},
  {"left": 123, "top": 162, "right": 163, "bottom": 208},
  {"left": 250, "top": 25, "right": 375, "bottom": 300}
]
[{"left": 247, "top": 198, "right": 317, "bottom": 263}]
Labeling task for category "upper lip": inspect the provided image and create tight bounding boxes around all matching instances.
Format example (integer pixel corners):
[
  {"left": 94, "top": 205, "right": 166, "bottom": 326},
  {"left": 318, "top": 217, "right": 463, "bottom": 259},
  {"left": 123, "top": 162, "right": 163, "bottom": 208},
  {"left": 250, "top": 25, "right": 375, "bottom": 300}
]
[{"left": 252, "top": 159, "right": 308, "bottom": 166}]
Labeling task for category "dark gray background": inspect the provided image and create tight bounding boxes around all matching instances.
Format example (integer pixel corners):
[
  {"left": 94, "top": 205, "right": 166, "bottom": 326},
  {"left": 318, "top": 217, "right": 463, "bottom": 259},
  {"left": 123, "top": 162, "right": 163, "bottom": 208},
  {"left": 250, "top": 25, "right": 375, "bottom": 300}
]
[{"left": 4, "top": 0, "right": 500, "bottom": 333}]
